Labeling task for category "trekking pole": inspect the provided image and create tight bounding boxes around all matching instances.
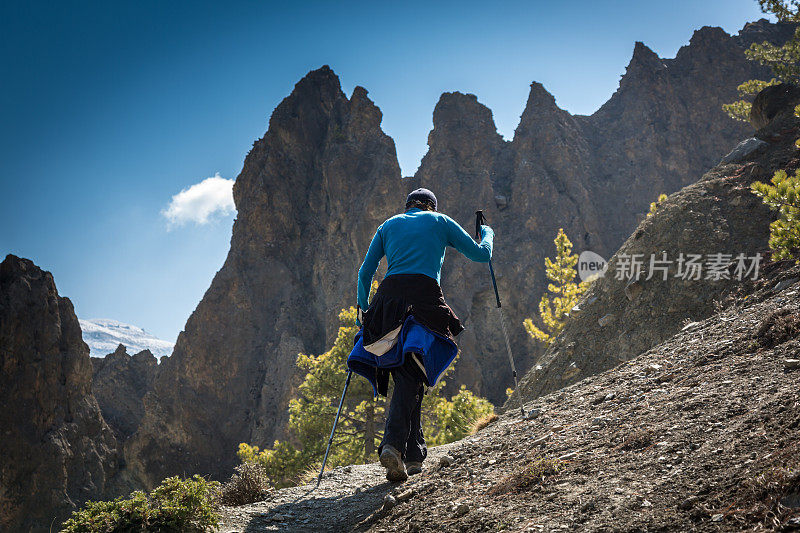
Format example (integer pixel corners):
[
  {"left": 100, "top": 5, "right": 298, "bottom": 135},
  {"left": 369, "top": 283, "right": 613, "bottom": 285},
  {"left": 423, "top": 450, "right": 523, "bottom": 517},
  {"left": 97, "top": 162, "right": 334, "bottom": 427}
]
[
  {"left": 475, "top": 210, "right": 526, "bottom": 418},
  {"left": 316, "top": 370, "right": 352, "bottom": 488}
]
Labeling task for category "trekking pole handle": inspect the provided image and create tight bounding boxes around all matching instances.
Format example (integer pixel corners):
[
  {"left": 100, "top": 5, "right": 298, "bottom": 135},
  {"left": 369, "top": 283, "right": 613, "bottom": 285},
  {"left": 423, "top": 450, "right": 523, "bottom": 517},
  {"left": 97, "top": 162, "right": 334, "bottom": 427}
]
[
  {"left": 475, "top": 210, "right": 486, "bottom": 240},
  {"left": 475, "top": 210, "right": 502, "bottom": 308}
]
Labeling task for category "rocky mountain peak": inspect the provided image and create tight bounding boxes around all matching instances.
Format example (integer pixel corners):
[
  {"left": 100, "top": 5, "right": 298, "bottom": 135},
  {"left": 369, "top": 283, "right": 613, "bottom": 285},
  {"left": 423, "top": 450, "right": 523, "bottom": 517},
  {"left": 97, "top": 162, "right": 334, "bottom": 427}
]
[
  {"left": 289, "top": 64, "right": 341, "bottom": 108},
  {"left": 630, "top": 40, "right": 664, "bottom": 67},
  {"left": 673, "top": 26, "right": 745, "bottom": 68},
  {"left": 351, "top": 84, "right": 368, "bottom": 99},
  {"left": 110, "top": 342, "right": 128, "bottom": 357},
  {"left": 521, "top": 81, "right": 558, "bottom": 110},
  {"left": 687, "top": 25, "right": 731, "bottom": 48},
  {"left": 126, "top": 64, "right": 401, "bottom": 486},
  {"left": 412, "top": 91, "right": 505, "bottom": 220},
  {"left": 737, "top": 17, "right": 798, "bottom": 47},
  {"left": 615, "top": 41, "right": 667, "bottom": 92},
  {"left": 133, "top": 347, "right": 156, "bottom": 362},
  {"left": 515, "top": 81, "right": 579, "bottom": 142},
  {"left": 428, "top": 91, "right": 503, "bottom": 146},
  {"left": 92, "top": 343, "right": 157, "bottom": 442},
  {"left": 0, "top": 254, "right": 119, "bottom": 530}
]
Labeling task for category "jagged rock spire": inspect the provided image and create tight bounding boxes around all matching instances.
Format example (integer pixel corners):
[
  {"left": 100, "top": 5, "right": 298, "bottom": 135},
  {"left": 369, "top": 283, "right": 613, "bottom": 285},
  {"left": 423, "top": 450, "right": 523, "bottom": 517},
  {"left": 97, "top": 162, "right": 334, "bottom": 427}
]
[{"left": 126, "top": 66, "right": 400, "bottom": 486}]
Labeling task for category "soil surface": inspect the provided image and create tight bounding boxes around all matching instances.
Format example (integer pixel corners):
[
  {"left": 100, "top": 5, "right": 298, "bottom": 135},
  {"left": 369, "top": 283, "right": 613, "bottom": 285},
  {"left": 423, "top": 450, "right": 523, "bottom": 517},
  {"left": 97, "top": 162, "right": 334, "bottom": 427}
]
[{"left": 218, "top": 267, "right": 800, "bottom": 532}]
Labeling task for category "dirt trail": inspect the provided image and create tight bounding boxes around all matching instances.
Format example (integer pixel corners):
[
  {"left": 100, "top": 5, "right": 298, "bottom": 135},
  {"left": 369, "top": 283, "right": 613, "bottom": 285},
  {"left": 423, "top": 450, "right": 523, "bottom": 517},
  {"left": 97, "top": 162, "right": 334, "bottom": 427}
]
[
  {"left": 218, "top": 444, "right": 459, "bottom": 532},
  {"left": 219, "top": 267, "right": 800, "bottom": 532}
]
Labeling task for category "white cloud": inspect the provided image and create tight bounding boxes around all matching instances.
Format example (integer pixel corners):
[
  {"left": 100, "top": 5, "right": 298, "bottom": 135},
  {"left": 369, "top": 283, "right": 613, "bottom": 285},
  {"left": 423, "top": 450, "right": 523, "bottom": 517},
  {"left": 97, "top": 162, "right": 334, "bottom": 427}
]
[{"left": 162, "top": 173, "right": 236, "bottom": 228}]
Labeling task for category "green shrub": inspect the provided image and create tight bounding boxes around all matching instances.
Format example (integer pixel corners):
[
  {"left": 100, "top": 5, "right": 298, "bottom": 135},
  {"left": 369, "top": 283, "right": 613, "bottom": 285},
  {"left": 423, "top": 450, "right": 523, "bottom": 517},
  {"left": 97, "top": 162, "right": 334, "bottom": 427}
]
[
  {"left": 523, "top": 228, "right": 588, "bottom": 345},
  {"left": 61, "top": 475, "right": 220, "bottom": 532}
]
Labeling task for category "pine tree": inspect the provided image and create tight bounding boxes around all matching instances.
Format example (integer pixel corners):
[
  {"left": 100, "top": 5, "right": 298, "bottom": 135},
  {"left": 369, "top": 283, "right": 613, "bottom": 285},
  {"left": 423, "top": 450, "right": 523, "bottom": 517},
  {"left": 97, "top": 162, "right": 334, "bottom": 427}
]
[
  {"left": 722, "top": 2, "right": 800, "bottom": 263},
  {"left": 239, "top": 287, "right": 493, "bottom": 488},
  {"left": 752, "top": 168, "right": 800, "bottom": 260},
  {"left": 422, "top": 382, "right": 493, "bottom": 446},
  {"left": 523, "top": 229, "right": 587, "bottom": 345},
  {"left": 723, "top": 1, "right": 800, "bottom": 121}
]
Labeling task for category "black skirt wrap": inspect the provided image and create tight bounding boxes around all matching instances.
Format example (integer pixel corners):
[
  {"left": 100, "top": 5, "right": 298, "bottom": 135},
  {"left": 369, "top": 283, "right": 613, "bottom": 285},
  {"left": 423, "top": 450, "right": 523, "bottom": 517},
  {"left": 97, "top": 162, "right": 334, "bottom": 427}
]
[{"left": 362, "top": 273, "right": 464, "bottom": 346}]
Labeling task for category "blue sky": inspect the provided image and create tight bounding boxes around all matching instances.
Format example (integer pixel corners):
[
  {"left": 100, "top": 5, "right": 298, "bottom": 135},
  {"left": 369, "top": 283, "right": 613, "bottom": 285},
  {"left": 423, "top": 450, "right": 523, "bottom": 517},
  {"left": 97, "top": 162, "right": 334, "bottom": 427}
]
[{"left": 1, "top": 0, "right": 769, "bottom": 343}]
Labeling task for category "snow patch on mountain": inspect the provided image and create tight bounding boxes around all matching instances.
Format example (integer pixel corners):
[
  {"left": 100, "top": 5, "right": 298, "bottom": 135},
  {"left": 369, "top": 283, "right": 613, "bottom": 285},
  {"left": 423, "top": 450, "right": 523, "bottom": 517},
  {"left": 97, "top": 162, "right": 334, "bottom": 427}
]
[{"left": 79, "top": 318, "right": 174, "bottom": 359}]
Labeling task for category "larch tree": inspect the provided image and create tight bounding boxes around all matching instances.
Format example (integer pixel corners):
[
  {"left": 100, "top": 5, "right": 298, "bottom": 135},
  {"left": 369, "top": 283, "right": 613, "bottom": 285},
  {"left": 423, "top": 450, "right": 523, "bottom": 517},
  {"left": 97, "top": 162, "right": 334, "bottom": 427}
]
[{"left": 523, "top": 228, "right": 587, "bottom": 345}]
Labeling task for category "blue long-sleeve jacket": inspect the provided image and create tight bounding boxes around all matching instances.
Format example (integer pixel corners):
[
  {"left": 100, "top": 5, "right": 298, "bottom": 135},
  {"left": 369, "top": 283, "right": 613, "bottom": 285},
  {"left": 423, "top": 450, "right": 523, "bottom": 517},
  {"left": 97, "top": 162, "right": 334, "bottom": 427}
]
[{"left": 357, "top": 208, "right": 494, "bottom": 311}]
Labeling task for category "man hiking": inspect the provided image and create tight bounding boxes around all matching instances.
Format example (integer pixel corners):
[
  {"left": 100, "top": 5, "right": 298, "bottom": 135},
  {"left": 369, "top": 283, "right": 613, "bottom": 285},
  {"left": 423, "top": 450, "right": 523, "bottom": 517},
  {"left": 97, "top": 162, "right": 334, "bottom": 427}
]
[{"left": 347, "top": 188, "right": 493, "bottom": 482}]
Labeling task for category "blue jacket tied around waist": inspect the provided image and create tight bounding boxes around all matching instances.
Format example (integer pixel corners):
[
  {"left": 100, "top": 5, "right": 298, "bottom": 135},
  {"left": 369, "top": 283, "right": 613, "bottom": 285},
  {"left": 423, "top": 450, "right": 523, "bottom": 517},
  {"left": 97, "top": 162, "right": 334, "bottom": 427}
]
[{"left": 347, "top": 316, "right": 458, "bottom": 397}]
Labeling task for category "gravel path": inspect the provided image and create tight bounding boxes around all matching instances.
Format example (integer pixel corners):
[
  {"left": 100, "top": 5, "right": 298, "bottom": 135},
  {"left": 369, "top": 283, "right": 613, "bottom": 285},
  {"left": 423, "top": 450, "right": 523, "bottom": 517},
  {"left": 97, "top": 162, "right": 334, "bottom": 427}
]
[{"left": 218, "top": 443, "right": 460, "bottom": 532}]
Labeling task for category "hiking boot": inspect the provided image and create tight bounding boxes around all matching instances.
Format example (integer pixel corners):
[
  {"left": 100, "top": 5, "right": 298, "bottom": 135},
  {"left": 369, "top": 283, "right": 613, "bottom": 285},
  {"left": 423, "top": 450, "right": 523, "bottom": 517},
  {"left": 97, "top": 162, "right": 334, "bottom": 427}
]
[
  {"left": 380, "top": 445, "right": 408, "bottom": 482},
  {"left": 405, "top": 461, "right": 422, "bottom": 475}
]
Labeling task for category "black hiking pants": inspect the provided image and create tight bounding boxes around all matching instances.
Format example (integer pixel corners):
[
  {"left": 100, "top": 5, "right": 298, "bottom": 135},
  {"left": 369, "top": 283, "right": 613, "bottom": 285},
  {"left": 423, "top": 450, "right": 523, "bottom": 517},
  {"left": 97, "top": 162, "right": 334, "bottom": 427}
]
[{"left": 379, "top": 354, "right": 427, "bottom": 464}]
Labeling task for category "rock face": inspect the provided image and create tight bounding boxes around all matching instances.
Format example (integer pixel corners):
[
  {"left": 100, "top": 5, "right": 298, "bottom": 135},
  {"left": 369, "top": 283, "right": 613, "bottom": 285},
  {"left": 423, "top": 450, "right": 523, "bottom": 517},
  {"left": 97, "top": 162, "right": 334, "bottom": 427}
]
[
  {"left": 408, "top": 21, "right": 795, "bottom": 403},
  {"left": 0, "top": 255, "right": 120, "bottom": 531},
  {"left": 130, "top": 21, "right": 796, "bottom": 485},
  {"left": 125, "top": 66, "right": 400, "bottom": 487},
  {"left": 511, "top": 80, "right": 800, "bottom": 405},
  {"left": 408, "top": 88, "right": 611, "bottom": 402},
  {"left": 92, "top": 344, "right": 158, "bottom": 441}
]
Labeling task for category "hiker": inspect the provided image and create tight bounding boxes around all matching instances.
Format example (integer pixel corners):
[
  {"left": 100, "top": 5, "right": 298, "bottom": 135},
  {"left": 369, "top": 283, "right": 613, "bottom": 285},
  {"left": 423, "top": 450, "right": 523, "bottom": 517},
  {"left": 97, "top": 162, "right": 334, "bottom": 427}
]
[{"left": 348, "top": 188, "right": 493, "bottom": 482}]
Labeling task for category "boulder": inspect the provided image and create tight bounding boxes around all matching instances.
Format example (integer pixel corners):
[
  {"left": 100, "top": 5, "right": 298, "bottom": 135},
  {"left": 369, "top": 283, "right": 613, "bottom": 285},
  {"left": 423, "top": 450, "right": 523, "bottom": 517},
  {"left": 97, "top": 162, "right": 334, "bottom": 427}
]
[
  {"left": 720, "top": 137, "right": 768, "bottom": 164},
  {"left": 750, "top": 83, "right": 800, "bottom": 129}
]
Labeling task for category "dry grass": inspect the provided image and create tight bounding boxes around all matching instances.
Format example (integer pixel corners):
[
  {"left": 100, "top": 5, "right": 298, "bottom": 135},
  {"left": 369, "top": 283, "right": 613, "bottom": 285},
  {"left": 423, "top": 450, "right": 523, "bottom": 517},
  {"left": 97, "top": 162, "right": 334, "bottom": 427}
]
[
  {"left": 218, "top": 463, "right": 272, "bottom": 506},
  {"left": 298, "top": 461, "right": 324, "bottom": 486},
  {"left": 471, "top": 413, "right": 499, "bottom": 434},
  {"left": 617, "top": 429, "right": 653, "bottom": 451},
  {"left": 731, "top": 444, "right": 800, "bottom": 529},
  {"left": 487, "top": 456, "right": 561, "bottom": 496},
  {"left": 755, "top": 308, "right": 800, "bottom": 349}
]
